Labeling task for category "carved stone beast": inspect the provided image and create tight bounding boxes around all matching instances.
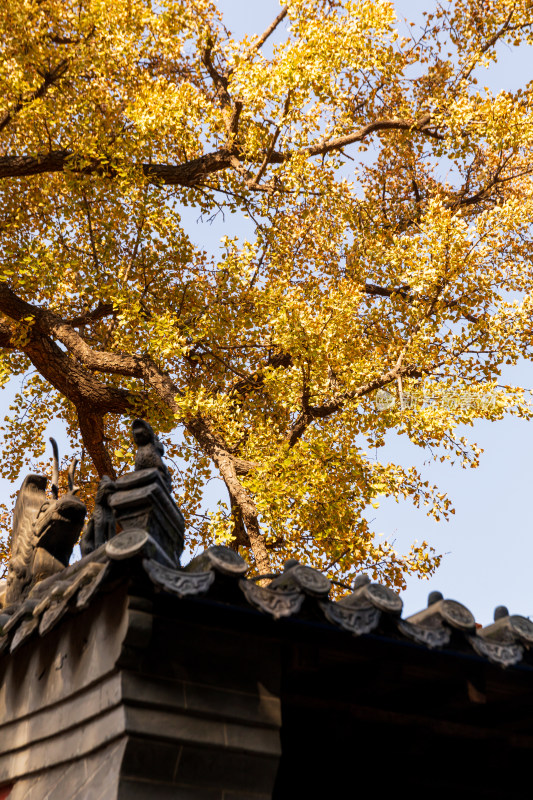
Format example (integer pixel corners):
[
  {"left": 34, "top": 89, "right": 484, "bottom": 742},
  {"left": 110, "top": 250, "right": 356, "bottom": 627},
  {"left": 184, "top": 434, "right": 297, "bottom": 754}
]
[{"left": 5, "top": 439, "right": 87, "bottom": 605}]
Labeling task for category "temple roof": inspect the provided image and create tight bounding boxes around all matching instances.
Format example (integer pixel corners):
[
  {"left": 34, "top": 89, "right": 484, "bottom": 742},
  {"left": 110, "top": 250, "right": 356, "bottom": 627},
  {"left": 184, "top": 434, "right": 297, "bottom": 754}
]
[
  {"left": 1, "top": 529, "right": 531, "bottom": 670},
  {"left": 2, "top": 421, "right": 531, "bottom": 675}
]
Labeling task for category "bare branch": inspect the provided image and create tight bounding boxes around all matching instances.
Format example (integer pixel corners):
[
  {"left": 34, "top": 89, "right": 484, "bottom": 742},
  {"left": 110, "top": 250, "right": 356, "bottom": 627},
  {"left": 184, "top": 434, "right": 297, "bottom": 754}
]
[
  {"left": 305, "top": 113, "right": 443, "bottom": 157},
  {"left": 252, "top": 7, "right": 288, "bottom": 53}
]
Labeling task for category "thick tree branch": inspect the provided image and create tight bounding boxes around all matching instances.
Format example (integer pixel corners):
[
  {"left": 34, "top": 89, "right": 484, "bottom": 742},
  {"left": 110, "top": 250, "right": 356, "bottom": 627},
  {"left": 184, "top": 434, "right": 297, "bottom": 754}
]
[
  {"left": 0, "top": 286, "right": 135, "bottom": 413},
  {"left": 363, "top": 282, "right": 411, "bottom": 301},
  {"left": 8, "top": 320, "right": 132, "bottom": 412},
  {"left": 201, "top": 40, "right": 246, "bottom": 148},
  {"left": 185, "top": 416, "right": 255, "bottom": 476},
  {"left": 0, "top": 148, "right": 237, "bottom": 184},
  {"left": 0, "top": 116, "right": 443, "bottom": 184},
  {"left": 0, "top": 287, "right": 260, "bottom": 509},
  {"left": 186, "top": 415, "right": 269, "bottom": 572},
  {"left": 0, "top": 284, "right": 141, "bottom": 377},
  {"left": 0, "top": 150, "right": 71, "bottom": 179},
  {"left": 0, "top": 311, "right": 125, "bottom": 479},
  {"left": 0, "top": 284, "right": 256, "bottom": 471},
  {"left": 0, "top": 320, "right": 15, "bottom": 349},
  {"left": 202, "top": 40, "right": 232, "bottom": 110},
  {"left": 77, "top": 410, "right": 117, "bottom": 479}
]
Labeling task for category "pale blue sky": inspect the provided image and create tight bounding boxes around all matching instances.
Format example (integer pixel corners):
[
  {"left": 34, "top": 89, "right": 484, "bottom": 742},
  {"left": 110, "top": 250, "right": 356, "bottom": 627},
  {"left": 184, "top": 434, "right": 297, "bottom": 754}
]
[{"left": 2, "top": 0, "right": 533, "bottom": 624}]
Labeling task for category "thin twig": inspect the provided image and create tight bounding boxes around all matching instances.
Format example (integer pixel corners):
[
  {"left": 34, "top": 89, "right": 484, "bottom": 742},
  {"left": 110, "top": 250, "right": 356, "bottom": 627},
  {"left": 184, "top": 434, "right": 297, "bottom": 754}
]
[
  {"left": 324, "top": 548, "right": 350, "bottom": 571},
  {"left": 251, "top": 91, "right": 291, "bottom": 187}
]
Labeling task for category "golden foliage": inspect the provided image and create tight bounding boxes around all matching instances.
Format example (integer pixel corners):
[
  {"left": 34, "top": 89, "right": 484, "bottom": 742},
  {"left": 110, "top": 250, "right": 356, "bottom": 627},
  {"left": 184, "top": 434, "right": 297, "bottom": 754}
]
[{"left": 1, "top": 0, "right": 533, "bottom": 587}]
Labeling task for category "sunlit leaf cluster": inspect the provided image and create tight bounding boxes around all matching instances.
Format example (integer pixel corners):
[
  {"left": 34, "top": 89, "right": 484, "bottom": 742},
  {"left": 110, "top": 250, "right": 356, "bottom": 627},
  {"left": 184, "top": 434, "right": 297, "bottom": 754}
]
[{"left": 1, "top": 0, "right": 533, "bottom": 588}]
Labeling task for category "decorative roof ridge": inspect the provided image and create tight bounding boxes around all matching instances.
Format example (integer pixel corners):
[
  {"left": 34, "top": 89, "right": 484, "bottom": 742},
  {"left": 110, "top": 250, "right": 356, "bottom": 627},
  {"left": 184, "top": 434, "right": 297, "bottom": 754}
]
[
  {"left": 1, "top": 418, "right": 531, "bottom": 670},
  {"left": 1, "top": 534, "right": 531, "bottom": 669}
]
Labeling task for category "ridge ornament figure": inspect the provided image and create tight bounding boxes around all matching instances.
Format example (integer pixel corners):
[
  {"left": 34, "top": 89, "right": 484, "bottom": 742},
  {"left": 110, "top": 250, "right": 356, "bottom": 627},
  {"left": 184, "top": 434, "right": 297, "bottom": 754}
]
[
  {"left": 5, "top": 438, "right": 87, "bottom": 605},
  {"left": 80, "top": 475, "right": 117, "bottom": 557},
  {"left": 106, "top": 418, "right": 184, "bottom": 566},
  {"left": 132, "top": 418, "right": 172, "bottom": 492}
]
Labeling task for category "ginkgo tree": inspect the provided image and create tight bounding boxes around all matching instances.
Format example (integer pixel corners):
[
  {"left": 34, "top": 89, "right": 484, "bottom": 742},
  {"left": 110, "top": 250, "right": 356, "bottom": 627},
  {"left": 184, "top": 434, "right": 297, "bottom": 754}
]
[{"left": 1, "top": 0, "right": 533, "bottom": 586}]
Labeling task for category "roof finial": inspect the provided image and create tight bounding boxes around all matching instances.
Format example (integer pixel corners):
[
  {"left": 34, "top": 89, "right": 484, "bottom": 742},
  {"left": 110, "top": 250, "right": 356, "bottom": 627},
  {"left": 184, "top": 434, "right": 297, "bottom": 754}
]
[
  {"left": 494, "top": 605, "right": 509, "bottom": 621},
  {"left": 50, "top": 437, "right": 59, "bottom": 500},
  {"left": 428, "top": 590, "right": 443, "bottom": 606}
]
